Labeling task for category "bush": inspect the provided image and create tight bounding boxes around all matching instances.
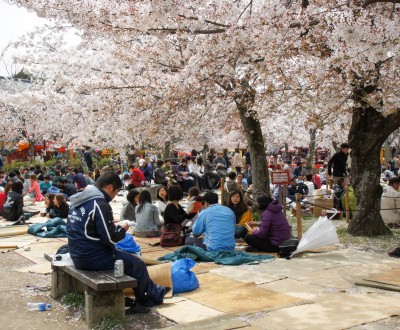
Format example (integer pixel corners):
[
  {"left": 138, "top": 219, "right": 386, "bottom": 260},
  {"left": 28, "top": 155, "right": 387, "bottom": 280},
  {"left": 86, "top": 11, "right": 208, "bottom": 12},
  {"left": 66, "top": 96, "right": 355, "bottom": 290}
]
[
  {"left": 44, "top": 159, "right": 57, "bottom": 168},
  {"left": 3, "top": 161, "right": 31, "bottom": 173},
  {"left": 96, "top": 157, "right": 111, "bottom": 170}
]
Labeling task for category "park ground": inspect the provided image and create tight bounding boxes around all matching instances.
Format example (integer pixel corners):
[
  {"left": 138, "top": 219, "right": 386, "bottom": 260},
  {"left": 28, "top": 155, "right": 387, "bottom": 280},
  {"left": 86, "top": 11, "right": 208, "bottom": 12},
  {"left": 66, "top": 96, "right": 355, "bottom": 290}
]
[{"left": 0, "top": 192, "right": 399, "bottom": 330}]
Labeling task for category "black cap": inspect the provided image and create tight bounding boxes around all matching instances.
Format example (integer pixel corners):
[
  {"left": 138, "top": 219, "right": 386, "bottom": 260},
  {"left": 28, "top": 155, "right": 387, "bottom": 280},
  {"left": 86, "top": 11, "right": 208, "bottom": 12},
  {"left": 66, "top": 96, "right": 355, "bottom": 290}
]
[{"left": 340, "top": 143, "right": 350, "bottom": 149}]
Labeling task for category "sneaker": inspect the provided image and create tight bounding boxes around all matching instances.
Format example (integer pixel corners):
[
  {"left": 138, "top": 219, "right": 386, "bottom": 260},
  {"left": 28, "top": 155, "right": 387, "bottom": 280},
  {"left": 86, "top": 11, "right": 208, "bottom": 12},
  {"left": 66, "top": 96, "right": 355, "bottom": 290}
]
[
  {"left": 124, "top": 296, "right": 136, "bottom": 307},
  {"left": 125, "top": 304, "right": 150, "bottom": 315},
  {"left": 12, "top": 216, "right": 26, "bottom": 226},
  {"left": 31, "top": 211, "right": 41, "bottom": 216}
]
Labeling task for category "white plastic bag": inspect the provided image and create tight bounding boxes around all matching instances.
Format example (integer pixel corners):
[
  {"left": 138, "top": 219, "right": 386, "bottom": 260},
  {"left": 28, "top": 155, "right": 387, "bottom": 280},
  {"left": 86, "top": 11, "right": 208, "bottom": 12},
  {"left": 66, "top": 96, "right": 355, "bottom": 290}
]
[{"left": 291, "top": 216, "right": 339, "bottom": 257}]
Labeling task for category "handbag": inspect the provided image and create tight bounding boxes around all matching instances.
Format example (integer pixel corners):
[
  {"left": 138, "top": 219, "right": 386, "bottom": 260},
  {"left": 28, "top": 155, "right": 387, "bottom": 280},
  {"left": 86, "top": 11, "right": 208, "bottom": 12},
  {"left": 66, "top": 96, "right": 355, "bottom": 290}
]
[{"left": 160, "top": 223, "right": 184, "bottom": 247}]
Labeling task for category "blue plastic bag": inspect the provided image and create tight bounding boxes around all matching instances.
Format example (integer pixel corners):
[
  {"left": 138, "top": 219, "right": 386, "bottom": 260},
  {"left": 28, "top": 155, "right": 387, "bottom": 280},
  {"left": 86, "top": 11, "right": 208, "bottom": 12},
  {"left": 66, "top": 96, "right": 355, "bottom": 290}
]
[
  {"left": 115, "top": 233, "right": 141, "bottom": 254},
  {"left": 171, "top": 258, "right": 199, "bottom": 294}
]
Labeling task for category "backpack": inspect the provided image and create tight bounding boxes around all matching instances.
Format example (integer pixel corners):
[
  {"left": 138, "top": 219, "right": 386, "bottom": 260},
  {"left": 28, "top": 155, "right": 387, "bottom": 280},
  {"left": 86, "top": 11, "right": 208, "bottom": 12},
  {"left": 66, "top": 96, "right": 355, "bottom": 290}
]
[
  {"left": 278, "top": 238, "right": 299, "bottom": 259},
  {"left": 160, "top": 223, "right": 184, "bottom": 247}
]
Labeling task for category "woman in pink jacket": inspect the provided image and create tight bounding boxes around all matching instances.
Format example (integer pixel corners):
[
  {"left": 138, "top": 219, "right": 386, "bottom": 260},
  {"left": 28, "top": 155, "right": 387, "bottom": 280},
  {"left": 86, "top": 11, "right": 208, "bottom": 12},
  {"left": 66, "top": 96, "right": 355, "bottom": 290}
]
[{"left": 27, "top": 174, "right": 45, "bottom": 202}]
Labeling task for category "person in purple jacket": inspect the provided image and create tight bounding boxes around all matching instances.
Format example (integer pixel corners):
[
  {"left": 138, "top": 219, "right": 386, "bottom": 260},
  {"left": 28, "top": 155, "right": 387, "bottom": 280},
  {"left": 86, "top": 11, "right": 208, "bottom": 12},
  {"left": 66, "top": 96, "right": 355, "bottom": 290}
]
[{"left": 244, "top": 194, "right": 291, "bottom": 252}]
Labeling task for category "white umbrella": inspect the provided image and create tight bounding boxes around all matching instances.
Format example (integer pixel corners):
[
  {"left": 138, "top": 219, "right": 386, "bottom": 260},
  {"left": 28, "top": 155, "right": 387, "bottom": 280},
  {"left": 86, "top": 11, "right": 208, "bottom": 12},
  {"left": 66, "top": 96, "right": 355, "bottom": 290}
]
[{"left": 291, "top": 216, "right": 339, "bottom": 257}]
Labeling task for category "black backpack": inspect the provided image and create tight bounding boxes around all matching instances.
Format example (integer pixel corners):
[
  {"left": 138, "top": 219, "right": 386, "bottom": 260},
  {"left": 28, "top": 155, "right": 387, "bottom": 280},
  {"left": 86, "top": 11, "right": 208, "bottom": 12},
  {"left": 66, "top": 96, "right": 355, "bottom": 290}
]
[{"left": 278, "top": 238, "right": 299, "bottom": 259}]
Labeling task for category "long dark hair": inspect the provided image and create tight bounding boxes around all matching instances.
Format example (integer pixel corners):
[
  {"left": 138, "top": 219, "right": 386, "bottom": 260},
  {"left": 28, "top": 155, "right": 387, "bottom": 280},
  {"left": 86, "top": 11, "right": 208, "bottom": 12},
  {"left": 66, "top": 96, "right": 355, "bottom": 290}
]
[
  {"left": 137, "top": 190, "right": 152, "bottom": 214},
  {"left": 126, "top": 189, "right": 140, "bottom": 205},
  {"left": 226, "top": 190, "right": 248, "bottom": 223}
]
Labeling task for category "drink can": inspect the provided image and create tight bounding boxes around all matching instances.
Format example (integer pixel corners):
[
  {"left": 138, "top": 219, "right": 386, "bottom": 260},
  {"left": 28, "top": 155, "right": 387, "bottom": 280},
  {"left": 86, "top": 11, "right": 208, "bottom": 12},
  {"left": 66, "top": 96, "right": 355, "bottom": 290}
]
[{"left": 114, "top": 260, "right": 124, "bottom": 278}]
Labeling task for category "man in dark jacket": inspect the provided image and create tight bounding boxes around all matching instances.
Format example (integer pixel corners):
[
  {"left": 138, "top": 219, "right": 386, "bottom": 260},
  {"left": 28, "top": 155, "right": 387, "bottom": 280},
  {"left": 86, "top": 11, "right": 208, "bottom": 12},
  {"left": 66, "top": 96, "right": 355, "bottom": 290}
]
[
  {"left": 58, "top": 178, "right": 78, "bottom": 197},
  {"left": 83, "top": 146, "right": 93, "bottom": 171},
  {"left": 139, "top": 159, "right": 153, "bottom": 183},
  {"left": 327, "top": 143, "right": 350, "bottom": 184},
  {"left": 67, "top": 172, "right": 166, "bottom": 313}
]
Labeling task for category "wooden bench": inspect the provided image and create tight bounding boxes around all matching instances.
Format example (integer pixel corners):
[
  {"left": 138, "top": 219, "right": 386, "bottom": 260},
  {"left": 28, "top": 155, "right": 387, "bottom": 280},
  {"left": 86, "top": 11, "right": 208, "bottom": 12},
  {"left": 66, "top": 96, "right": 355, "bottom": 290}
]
[{"left": 44, "top": 253, "right": 137, "bottom": 327}]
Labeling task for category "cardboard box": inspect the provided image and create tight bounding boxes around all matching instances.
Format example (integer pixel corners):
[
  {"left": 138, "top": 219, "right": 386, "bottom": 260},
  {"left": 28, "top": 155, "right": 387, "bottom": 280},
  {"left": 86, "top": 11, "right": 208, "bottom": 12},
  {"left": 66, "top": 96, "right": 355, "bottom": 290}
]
[{"left": 313, "top": 198, "right": 334, "bottom": 217}]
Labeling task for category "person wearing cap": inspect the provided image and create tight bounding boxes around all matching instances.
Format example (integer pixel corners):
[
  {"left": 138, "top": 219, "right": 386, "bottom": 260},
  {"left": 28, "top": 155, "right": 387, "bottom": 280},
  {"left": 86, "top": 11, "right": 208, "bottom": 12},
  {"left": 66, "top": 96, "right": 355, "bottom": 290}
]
[
  {"left": 327, "top": 143, "right": 350, "bottom": 184},
  {"left": 139, "top": 159, "right": 153, "bottom": 183},
  {"left": 380, "top": 177, "right": 400, "bottom": 228}
]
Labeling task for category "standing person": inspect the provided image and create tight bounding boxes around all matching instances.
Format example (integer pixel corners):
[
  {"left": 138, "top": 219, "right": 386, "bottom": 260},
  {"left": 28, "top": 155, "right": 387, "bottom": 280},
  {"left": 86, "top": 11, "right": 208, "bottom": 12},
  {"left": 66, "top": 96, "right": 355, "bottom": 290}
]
[
  {"left": 185, "top": 192, "right": 236, "bottom": 252},
  {"left": 327, "top": 143, "right": 350, "bottom": 184},
  {"left": 380, "top": 177, "right": 400, "bottom": 228},
  {"left": 67, "top": 172, "right": 166, "bottom": 312},
  {"left": 232, "top": 149, "right": 243, "bottom": 173},
  {"left": 83, "top": 146, "right": 94, "bottom": 171},
  {"left": 226, "top": 190, "right": 253, "bottom": 239},
  {"left": 244, "top": 194, "right": 291, "bottom": 253}
]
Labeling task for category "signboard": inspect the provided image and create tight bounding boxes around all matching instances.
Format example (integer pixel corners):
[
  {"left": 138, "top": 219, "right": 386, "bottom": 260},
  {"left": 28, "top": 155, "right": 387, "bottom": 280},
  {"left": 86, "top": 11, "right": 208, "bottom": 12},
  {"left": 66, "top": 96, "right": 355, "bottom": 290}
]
[{"left": 271, "top": 171, "right": 290, "bottom": 185}]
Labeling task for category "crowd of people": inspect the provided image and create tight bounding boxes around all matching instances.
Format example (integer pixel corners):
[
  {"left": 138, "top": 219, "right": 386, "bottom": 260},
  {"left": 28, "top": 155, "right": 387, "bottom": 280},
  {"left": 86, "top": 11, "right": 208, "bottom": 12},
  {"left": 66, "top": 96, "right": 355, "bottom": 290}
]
[{"left": 1, "top": 142, "right": 400, "bottom": 313}]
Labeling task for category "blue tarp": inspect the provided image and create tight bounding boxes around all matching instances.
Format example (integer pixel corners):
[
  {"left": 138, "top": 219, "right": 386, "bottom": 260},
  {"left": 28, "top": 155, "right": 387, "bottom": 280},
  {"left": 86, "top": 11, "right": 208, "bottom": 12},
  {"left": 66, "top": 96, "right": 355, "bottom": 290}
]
[{"left": 158, "top": 245, "right": 274, "bottom": 265}]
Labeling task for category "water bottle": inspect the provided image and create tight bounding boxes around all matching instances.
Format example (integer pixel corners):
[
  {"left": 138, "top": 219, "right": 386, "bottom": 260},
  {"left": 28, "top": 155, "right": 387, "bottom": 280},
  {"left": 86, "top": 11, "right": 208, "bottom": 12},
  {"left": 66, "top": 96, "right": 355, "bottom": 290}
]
[{"left": 27, "top": 302, "right": 52, "bottom": 311}]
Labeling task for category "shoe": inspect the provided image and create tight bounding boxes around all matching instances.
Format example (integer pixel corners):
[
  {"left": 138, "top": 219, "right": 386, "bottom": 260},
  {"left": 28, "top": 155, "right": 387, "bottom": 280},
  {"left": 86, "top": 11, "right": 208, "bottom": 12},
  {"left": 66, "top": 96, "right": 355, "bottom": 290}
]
[
  {"left": 125, "top": 296, "right": 136, "bottom": 307},
  {"left": 12, "top": 216, "right": 26, "bottom": 226},
  {"left": 245, "top": 246, "right": 259, "bottom": 253},
  {"left": 125, "top": 303, "right": 150, "bottom": 314},
  {"left": 31, "top": 211, "right": 40, "bottom": 216}
]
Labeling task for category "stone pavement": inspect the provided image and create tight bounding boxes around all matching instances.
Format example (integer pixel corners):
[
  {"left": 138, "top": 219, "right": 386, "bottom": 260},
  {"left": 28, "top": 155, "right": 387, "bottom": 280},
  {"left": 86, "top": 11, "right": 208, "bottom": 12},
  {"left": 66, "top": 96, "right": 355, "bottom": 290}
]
[{"left": 1, "top": 191, "right": 399, "bottom": 329}]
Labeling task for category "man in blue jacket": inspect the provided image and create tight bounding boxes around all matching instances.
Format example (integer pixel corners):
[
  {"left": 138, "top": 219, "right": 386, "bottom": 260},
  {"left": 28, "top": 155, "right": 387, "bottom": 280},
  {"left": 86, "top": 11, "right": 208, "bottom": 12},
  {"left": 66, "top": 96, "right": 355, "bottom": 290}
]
[
  {"left": 185, "top": 192, "right": 236, "bottom": 251},
  {"left": 67, "top": 172, "right": 166, "bottom": 313}
]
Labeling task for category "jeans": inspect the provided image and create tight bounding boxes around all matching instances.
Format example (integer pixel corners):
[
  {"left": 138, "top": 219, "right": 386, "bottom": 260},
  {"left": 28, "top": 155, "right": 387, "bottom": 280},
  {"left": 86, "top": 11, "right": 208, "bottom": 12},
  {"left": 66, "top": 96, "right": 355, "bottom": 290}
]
[{"left": 235, "top": 225, "right": 247, "bottom": 239}]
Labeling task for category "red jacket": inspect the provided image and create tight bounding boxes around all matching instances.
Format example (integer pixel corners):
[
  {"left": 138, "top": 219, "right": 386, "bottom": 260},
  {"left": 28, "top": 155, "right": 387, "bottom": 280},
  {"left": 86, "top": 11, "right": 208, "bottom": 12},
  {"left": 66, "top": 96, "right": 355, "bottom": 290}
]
[
  {"left": 0, "top": 191, "right": 6, "bottom": 212},
  {"left": 130, "top": 169, "right": 145, "bottom": 187}
]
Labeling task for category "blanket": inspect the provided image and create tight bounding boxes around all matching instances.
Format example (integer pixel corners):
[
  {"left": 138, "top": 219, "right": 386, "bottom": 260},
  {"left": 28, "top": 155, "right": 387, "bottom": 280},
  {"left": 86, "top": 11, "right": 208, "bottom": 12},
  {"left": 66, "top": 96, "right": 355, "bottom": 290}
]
[
  {"left": 27, "top": 217, "right": 67, "bottom": 238},
  {"left": 158, "top": 245, "right": 274, "bottom": 265}
]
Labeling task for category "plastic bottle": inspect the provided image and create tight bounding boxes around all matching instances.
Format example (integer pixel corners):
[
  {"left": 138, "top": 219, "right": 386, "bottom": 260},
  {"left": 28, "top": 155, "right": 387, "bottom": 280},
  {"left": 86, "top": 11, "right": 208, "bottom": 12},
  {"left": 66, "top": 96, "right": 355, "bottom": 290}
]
[{"left": 27, "top": 302, "right": 52, "bottom": 311}]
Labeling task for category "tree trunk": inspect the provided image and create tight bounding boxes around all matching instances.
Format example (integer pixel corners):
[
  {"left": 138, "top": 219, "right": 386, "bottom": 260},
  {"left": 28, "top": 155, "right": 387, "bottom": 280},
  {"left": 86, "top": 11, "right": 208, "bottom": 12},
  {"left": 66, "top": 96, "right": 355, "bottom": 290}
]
[
  {"left": 306, "top": 128, "right": 316, "bottom": 174},
  {"left": 234, "top": 84, "right": 270, "bottom": 197},
  {"left": 163, "top": 141, "right": 175, "bottom": 160},
  {"left": 347, "top": 105, "right": 400, "bottom": 236}
]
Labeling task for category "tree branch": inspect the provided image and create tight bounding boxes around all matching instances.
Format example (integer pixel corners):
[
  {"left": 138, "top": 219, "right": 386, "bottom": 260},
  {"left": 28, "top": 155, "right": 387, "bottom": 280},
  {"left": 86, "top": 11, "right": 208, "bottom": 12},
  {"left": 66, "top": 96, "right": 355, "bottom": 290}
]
[{"left": 362, "top": 0, "right": 400, "bottom": 8}]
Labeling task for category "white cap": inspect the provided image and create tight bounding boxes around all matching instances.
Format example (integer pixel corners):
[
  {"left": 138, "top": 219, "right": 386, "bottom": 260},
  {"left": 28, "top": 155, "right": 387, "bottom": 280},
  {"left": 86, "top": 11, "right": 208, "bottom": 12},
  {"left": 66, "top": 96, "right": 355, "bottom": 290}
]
[{"left": 139, "top": 159, "right": 145, "bottom": 165}]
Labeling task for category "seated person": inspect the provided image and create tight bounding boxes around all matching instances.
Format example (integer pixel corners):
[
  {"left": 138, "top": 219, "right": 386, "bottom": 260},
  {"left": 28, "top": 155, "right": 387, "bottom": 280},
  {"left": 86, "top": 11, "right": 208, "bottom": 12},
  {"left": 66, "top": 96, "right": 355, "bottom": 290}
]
[
  {"left": 53, "top": 194, "right": 70, "bottom": 218},
  {"left": 203, "top": 155, "right": 220, "bottom": 189},
  {"left": 287, "top": 176, "right": 308, "bottom": 202},
  {"left": 244, "top": 194, "right": 291, "bottom": 252},
  {"left": 2, "top": 181, "right": 38, "bottom": 223},
  {"left": 155, "top": 186, "right": 168, "bottom": 224},
  {"left": 25, "top": 174, "right": 45, "bottom": 202},
  {"left": 185, "top": 191, "right": 236, "bottom": 252},
  {"left": 128, "top": 164, "right": 145, "bottom": 188},
  {"left": 185, "top": 187, "right": 203, "bottom": 229},
  {"left": 381, "top": 177, "right": 400, "bottom": 227},
  {"left": 58, "top": 178, "right": 78, "bottom": 198},
  {"left": 72, "top": 168, "right": 87, "bottom": 190},
  {"left": 121, "top": 189, "right": 140, "bottom": 222},
  {"left": 236, "top": 172, "right": 248, "bottom": 192},
  {"left": 226, "top": 189, "right": 253, "bottom": 239},
  {"left": 135, "top": 190, "right": 162, "bottom": 237},
  {"left": 164, "top": 185, "right": 196, "bottom": 227},
  {"left": 67, "top": 172, "right": 166, "bottom": 312},
  {"left": 223, "top": 171, "right": 239, "bottom": 204},
  {"left": 139, "top": 159, "right": 153, "bottom": 183},
  {"left": 177, "top": 158, "right": 194, "bottom": 193},
  {"left": 40, "top": 175, "right": 52, "bottom": 195},
  {"left": 40, "top": 193, "right": 56, "bottom": 217},
  {"left": 304, "top": 174, "right": 315, "bottom": 197},
  {"left": 212, "top": 151, "right": 227, "bottom": 179},
  {"left": 154, "top": 160, "right": 170, "bottom": 187}
]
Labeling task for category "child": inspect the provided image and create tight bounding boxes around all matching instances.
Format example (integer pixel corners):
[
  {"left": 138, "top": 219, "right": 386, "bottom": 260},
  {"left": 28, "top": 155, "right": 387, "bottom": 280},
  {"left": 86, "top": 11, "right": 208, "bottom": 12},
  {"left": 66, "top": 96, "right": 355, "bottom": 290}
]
[{"left": 40, "top": 175, "right": 52, "bottom": 195}]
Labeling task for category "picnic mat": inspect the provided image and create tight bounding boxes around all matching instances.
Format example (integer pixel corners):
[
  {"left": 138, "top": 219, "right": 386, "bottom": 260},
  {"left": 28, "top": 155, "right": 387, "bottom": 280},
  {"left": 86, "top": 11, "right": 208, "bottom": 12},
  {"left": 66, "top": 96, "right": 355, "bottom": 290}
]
[
  {"left": 17, "top": 262, "right": 52, "bottom": 275},
  {"left": 180, "top": 273, "right": 304, "bottom": 315},
  {"left": 0, "top": 226, "right": 29, "bottom": 237},
  {"left": 14, "top": 240, "right": 65, "bottom": 263},
  {"left": 363, "top": 268, "right": 400, "bottom": 287}
]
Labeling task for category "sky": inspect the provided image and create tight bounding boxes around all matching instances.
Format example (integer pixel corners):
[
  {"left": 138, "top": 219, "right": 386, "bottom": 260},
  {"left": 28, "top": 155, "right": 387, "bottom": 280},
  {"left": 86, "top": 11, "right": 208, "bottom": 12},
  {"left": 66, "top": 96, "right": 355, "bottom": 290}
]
[{"left": 0, "top": 0, "right": 47, "bottom": 75}]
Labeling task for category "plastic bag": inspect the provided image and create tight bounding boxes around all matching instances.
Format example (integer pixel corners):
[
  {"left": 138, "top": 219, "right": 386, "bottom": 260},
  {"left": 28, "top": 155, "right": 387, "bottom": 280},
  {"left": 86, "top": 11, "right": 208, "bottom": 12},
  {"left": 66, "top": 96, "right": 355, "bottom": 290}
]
[
  {"left": 171, "top": 258, "right": 199, "bottom": 293},
  {"left": 291, "top": 216, "right": 339, "bottom": 257}
]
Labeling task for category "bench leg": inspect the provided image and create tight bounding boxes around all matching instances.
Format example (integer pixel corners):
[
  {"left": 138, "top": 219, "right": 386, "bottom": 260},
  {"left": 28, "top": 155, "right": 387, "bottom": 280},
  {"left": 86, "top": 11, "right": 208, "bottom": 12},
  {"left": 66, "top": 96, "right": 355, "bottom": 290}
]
[
  {"left": 85, "top": 288, "right": 125, "bottom": 327},
  {"left": 51, "top": 268, "right": 72, "bottom": 299}
]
